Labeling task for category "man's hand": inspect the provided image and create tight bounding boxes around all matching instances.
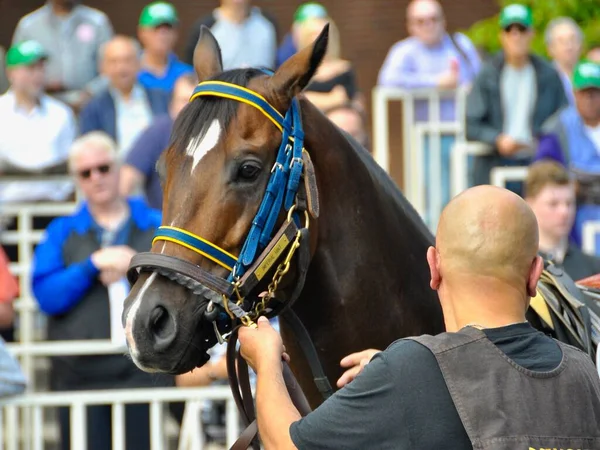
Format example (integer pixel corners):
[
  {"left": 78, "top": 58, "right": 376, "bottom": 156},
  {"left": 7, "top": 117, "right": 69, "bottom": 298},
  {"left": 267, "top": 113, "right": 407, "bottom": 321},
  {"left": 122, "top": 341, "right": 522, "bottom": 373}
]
[
  {"left": 437, "top": 64, "right": 459, "bottom": 90},
  {"left": 239, "top": 316, "right": 286, "bottom": 373},
  {"left": 99, "top": 269, "right": 123, "bottom": 286},
  {"left": 496, "top": 134, "right": 526, "bottom": 156},
  {"left": 337, "top": 349, "right": 381, "bottom": 388},
  {"left": 91, "top": 246, "right": 137, "bottom": 276}
]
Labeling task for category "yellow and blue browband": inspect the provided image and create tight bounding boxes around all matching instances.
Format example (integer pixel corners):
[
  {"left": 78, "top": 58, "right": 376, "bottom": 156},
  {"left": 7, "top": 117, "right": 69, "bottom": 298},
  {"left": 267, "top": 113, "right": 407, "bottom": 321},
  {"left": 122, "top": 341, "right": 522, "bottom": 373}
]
[{"left": 190, "top": 81, "right": 285, "bottom": 133}]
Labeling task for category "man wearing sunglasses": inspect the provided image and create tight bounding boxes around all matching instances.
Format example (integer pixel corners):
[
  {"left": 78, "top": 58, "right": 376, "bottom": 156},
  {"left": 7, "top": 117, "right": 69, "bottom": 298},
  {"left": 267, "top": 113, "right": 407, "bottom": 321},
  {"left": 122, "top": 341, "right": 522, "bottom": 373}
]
[
  {"left": 31, "top": 131, "right": 173, "bottom": 450},
  {"left": 467, "top": 4, "right": 568, "bottom": 194}
]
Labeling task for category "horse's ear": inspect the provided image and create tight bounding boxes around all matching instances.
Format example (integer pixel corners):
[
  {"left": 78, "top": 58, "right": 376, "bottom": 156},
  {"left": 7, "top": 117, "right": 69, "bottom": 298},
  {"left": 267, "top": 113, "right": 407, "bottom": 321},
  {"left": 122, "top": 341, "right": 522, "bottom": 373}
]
[
  {"left": 270, "top": 24, "right": 329, "bottom": 100},
  {"left": 193, "top": 26, "right": 223, "bottom": 82}
]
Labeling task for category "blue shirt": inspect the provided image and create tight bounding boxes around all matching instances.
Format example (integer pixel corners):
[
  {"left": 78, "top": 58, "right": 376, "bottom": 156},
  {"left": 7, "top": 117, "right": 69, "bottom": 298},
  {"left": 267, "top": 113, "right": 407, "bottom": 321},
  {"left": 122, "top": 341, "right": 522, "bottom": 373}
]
[
  {"left": 124, "top": 114, "right": 172, "bottom": 210},
  {"left": 138, "top": 53, "right": 193, "bottom": 93}
]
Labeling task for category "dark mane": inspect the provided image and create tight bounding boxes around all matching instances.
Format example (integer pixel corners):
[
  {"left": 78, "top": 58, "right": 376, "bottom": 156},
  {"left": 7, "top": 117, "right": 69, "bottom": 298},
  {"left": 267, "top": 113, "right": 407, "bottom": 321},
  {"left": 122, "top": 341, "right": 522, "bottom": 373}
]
[{"left": 170, "top": 68, "right": 266, "bottom": 151}]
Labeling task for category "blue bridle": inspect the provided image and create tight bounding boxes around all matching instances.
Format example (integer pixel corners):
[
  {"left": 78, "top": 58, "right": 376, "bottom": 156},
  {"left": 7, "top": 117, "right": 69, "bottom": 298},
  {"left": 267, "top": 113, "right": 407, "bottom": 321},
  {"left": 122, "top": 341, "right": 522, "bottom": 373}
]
[{"left": 151, "top": 78, "right": 306, "bottom": 296}]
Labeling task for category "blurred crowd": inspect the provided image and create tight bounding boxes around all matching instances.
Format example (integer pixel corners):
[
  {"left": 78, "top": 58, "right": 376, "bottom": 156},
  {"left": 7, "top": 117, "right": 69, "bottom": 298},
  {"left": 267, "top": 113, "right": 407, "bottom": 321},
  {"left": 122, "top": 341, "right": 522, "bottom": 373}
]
[{"left": 0, "top": 0, "right": 600, "bottom": 447}]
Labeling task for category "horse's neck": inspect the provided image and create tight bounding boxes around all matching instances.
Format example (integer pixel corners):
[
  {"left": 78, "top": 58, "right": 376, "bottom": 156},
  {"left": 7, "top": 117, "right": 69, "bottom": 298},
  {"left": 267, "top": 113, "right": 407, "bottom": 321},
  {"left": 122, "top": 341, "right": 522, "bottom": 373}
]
[{"left": 297, "top": 101, "right": 442, "bottom": 336}]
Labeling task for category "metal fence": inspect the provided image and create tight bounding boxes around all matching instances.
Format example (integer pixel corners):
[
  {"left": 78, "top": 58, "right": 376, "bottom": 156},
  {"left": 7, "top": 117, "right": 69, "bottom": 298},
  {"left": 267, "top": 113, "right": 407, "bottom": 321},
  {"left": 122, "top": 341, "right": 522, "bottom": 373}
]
[
  {"left": 370, "top": 86, "right": 600, "bottom": 254},
  {"left": 0, "top": 197, "right": 240, "bottom": 449}
]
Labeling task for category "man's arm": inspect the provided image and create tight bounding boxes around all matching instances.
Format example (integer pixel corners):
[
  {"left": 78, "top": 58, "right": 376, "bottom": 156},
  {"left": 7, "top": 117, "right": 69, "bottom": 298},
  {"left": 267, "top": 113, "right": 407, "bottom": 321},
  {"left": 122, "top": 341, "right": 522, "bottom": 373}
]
[
  {"left": 465, "top": 71, "right": 501, "bottom": 145},
  {"left": 256, "top": 359, "right": 302, "bottom": 450},
  {"left": 32, "top": 219, "right": 100, "bottom": 315},
  {"left": 239, "top": 318, "right": 418, "bottom": 450}
]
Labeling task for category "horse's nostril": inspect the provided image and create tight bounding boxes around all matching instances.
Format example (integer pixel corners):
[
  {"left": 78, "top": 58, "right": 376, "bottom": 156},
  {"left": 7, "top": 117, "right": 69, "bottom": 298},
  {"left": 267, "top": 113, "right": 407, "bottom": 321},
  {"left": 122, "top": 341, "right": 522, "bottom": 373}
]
[{"left": 149, "top": 305, "right": 175, "bottom": 342}]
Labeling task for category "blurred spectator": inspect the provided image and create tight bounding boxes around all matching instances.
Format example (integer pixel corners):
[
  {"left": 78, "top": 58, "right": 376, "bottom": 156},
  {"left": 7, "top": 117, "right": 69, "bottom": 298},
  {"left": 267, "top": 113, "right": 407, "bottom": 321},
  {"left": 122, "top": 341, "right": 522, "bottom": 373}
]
[
  {"left": 0, "top": 245, "right": 17, "bottom": 328},
  {"left": 0, "top": 46, "right": 8, "bottom": 94},
  {"left": 0, "top": 41, "right": 76, "bottom": 203},
  {"left": 79, "top": 36, "right": 170, "bottom": 158},
  {"left": 120, "top": 73, "right": 197, "bottom": 209},
  {"left": 12, "top": 0, "right": 113, "bottom": 111},
  {"left": 31, "top": 131, "right": 173, "bottom": 450},
  {"left": 378, "top": 0, "right": 480, "bottom": 216},
  {"left": 466, "top": 4, "right": 568, "bottom": 193},
  {"left": 588, "top": 45, "right": 600, "bottom": 63},
  {"left": 378, "top": 0, "right": 480, "bottom": 104},
  {"left": 137, "top": 1, "right": 193, "bottom": 93},
  {"left": 535, "top": 59, "right": 600, "bottom": 252},
  {"left": 525, "top": 160, "right": 600, "bottom": 280},
  {"left": 325, "top": 103, "right": 369, "bottom": 150},
  {"left": 276, "top": 2, "right": 328, "bottom": 68},
  {"left": 184, "top": 0, "right": 278, "bottom": 70},
  {"left": 297, "top": 18, "right": 362, "bottom": 112},
  {"left": 545, "top": 17, "right": 583, "bottom": 104}
]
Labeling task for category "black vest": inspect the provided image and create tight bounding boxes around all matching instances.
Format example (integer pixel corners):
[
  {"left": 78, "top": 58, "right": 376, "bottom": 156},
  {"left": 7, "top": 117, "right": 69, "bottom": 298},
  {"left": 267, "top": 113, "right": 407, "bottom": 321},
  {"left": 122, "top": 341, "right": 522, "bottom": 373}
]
[
  {"left": 410, "top": 326, "right": 600, "bottom": 450},
  {"left": 48, "top": 221, "right": 172, "bottom": 390}
]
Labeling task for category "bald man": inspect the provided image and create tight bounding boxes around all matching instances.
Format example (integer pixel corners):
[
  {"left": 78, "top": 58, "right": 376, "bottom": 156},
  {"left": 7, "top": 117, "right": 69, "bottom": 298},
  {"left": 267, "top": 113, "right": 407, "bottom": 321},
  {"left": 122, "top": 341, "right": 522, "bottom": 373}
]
[
  {"left": 239, "top": 186, "right": 600, "bottom": 450},
  {"left": 79, "top": 35, "right": 170, "bottom": 158}
]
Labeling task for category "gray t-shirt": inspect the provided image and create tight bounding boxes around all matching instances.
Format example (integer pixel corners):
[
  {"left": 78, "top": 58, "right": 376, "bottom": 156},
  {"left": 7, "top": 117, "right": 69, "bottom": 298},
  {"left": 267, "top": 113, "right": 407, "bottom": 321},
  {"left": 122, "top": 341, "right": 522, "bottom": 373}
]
[
  {"left": 289, "top": 323, "right": 562, "bottom": 450},
  {"left": 501, "top": 62, "right": 537, "bottom": 157}
]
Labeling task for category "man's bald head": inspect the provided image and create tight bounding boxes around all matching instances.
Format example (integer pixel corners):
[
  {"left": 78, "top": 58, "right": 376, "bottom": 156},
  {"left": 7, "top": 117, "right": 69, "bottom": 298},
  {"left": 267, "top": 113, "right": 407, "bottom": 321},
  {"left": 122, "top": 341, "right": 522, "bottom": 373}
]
[
  {"left": 436, "top": 186, "right": 539, "bottom": 286},
  {"left": 407, "top": 0, "right": 445, "bottom": 46},
  {"left": 407, "top": 0, "right": 443, "bottom": 19},
  {"left": 100, "top": 35, "right": 141, "bottom": 92}
]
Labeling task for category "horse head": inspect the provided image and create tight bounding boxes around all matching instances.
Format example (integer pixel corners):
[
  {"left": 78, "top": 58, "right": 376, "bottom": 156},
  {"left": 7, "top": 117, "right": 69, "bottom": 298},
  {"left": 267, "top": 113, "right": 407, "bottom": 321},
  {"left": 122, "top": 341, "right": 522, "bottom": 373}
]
[{"left": 122, "top": 25, "right": 329, "bottom": 374}]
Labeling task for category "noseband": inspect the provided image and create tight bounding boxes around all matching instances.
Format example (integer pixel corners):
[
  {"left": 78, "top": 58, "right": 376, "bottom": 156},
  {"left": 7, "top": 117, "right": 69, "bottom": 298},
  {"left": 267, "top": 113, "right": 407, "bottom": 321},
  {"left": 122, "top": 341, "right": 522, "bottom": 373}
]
[{"left": 127, "top": 78, "right": 319, "bottom": 335}]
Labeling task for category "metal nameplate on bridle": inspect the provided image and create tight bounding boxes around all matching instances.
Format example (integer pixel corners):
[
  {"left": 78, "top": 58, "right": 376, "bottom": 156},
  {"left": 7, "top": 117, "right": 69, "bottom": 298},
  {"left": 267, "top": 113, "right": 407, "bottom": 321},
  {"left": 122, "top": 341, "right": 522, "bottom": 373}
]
[{"left": 303, "top": 151, "right": 320, "bottom": 218}]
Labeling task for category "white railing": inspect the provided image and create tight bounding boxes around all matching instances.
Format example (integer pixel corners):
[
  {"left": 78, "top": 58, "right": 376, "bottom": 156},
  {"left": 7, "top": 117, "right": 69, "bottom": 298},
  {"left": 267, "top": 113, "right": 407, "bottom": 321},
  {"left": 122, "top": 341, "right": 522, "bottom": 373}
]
[
  {"left": 490, "top": 166, "right": 529, "bottom": 189},
  {"left": 0, "top": 200, "right": 241, "bottom": 449},
  {"left": 0, "top": 386, "right": 239, "bottom": 450},
  {"left": 371, "top": 86, "right": 470, "bottom": 229},
  {"left": 583, "top": 221, "right": 600, "bottom": 256}
]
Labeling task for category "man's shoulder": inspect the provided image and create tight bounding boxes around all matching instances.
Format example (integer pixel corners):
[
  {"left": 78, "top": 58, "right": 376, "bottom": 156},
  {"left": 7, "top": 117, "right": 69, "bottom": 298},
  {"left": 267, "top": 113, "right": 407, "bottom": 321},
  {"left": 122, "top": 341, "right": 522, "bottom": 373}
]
[
  {"left": 382, "top": 337, "right": 440, "bottom": 372},
  {"left": 385, "top": 37, "right": 420, "bottom": 57},
  {"left": 193, "top": 11, "right": 218, "bottom": 30},
  {"left": 128, "top": 198, "right": 162, "bottom": 231},
  {"left": 74, "top": 5, "right": 112, "bottom": 27},
  {"left": 41, "top": 95, "right": 74, "bottom": 119},
  {"left": 15, "top": 6, "right": 49, "bottom": 30},
  {"left": 40, "top": 208, "right": 90, "bottom": 244},
  {"left": 248, "top": 7, "right": 277, "bottom": 34}
]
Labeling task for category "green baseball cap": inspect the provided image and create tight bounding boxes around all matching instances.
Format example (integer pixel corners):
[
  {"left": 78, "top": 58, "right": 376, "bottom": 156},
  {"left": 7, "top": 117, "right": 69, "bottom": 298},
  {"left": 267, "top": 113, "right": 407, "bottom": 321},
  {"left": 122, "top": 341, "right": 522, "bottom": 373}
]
[
  {"left": 139, "top": 2, "right": 178, "bottom": 28},
  {"left": 499, "top": 4, "right": 533, "bottom": 29},
  {"left": 573, "top": 60, "right": 600, "bottom": 90},
  {"left": 6, "top": 40, "right": 47, "bottom": 68},
  {"left": 293, "top": 2, "right": 328, "bottom": 24}
]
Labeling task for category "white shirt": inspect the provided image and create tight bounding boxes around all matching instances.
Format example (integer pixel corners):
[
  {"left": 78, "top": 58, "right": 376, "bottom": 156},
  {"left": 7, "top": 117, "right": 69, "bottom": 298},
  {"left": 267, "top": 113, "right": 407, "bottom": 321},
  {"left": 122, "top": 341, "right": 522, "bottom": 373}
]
[
  {"left": 111, "top": 85, "right": 152, "bottom": 158},
  {"left": 501, "top": 62, "right": 537, "bottom": 157},
  {"left": 0, "top": 91, "right": 76, "bottom": 202},
  {"left": 584, "top": 123, "right": 600, "bottom": 155}
]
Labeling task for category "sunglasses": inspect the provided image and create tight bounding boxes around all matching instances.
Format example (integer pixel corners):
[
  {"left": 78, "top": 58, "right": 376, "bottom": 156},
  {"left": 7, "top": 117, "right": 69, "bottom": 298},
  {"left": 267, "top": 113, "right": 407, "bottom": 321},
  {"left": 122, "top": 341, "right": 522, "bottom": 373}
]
[
  {"left": 78, "top": 164, "right": 112, "bottom": 179},
  {"left": 503, "top": 24, "right": 529, "bottom": 34}
]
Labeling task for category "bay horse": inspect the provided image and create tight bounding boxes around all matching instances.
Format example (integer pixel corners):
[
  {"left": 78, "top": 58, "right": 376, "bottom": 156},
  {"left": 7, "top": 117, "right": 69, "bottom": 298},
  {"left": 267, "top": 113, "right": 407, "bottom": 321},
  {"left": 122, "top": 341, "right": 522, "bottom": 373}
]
[{"left": 122, "top": 25, "right": 445, "bottom": 407}]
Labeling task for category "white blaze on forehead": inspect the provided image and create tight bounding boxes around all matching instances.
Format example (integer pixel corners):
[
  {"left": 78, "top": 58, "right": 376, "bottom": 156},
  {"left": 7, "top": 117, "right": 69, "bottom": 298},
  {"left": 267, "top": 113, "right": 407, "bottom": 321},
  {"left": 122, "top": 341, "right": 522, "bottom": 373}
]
[
  {"left": 186, "top": 119, "right": 222, "bottom": 173},
  {"left": 124, "top": 272, "right": 157, "bottom": 358}
]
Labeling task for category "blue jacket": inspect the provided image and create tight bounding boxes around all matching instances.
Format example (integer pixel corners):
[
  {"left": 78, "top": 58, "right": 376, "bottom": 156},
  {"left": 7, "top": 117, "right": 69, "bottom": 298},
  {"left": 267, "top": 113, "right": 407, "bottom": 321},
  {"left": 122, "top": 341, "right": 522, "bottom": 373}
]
[
  {"left": 32, "top": 197, "right": 161, "bottom": 316},
  {"left": 78, "top": 86, "right": 170, "bottom": 141}
]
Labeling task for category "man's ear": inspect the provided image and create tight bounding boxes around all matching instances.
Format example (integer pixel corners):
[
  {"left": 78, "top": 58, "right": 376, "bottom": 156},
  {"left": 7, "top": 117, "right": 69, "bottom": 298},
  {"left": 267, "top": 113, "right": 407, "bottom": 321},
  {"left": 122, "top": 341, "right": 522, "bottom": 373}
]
[
  {"left": 427, "top": 246, "right": 441, "bottom": 291},
  {"left": 193, "top": 25, "right": 223, "bottom": 83},
  {"left": 527, "top": 255, "right": 544, "bottom": 298},
  {"left": 270, "top": 24, "right": 329, "bottom": 104}
]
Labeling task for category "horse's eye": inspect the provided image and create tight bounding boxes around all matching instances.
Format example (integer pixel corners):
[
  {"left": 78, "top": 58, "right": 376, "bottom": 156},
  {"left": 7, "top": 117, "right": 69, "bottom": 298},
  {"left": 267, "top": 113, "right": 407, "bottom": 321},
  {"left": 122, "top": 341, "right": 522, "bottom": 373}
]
[{"left": 237, "top": 163, "right": 261, "bottom": 181}]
